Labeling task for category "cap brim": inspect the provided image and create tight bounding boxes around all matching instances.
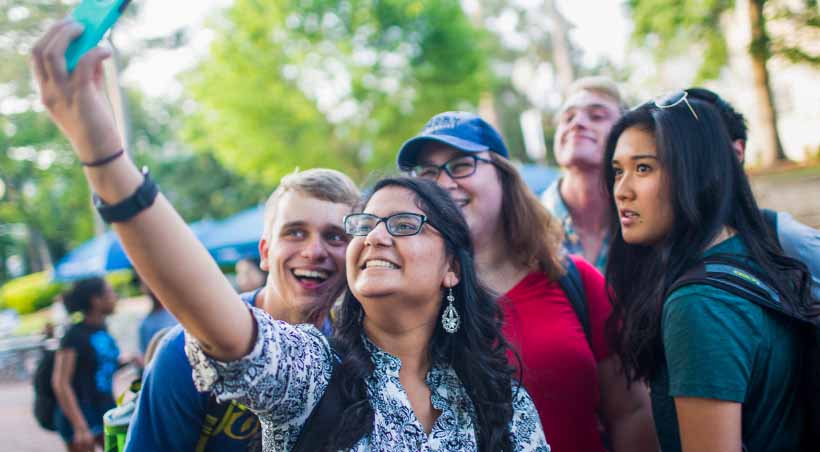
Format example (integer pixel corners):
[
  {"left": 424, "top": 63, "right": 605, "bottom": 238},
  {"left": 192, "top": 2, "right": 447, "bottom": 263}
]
[{"left": 397, "top": 135, "right": 489, "bottom": 170}]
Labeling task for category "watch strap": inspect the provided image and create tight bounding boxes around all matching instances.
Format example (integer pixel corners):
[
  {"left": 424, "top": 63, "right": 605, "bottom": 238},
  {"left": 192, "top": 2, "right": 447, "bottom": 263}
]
[{"left": 94, "top": 168, "right": 159, "bottom": 223}]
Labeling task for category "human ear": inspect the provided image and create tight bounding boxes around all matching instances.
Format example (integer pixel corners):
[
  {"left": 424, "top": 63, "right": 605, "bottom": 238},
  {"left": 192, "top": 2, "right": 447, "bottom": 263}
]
[
  {"left": 443, "top": 258, "right": 461, "bottom": 288},
  {"left": 258, "top": 237, "right": 270, "bottom": 272}
]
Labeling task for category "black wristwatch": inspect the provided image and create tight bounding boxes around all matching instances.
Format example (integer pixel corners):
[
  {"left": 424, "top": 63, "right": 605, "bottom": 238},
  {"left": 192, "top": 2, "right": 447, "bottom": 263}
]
[{"left": 94, "top": 167, "right": 159, "bottom": 223}]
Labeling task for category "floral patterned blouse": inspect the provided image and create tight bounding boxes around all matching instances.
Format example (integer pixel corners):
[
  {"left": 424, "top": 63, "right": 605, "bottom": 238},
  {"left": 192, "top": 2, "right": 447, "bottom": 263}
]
[{"left": 185, "top": 306, "right": 550, "bottom": 452}]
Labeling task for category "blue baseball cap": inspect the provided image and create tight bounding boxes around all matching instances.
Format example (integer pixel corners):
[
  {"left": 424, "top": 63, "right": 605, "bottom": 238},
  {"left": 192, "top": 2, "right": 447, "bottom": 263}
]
[{"left": 397, "top": 111, "right": 510, "bottom": 170}]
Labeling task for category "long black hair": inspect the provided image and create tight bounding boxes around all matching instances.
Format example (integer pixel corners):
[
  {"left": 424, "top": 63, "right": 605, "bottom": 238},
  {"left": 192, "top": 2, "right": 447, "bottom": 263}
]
[
  {"left": 328, "top": 176, "right": 521, "bottom": 451},
  {"left": 602, "top": 99, "right": 812, "bottom": 383}
]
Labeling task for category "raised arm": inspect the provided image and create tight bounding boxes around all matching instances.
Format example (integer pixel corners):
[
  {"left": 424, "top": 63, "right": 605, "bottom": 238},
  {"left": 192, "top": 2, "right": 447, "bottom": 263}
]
[{"left": 31, "top": 20, "right": 253, "bottom": 361}]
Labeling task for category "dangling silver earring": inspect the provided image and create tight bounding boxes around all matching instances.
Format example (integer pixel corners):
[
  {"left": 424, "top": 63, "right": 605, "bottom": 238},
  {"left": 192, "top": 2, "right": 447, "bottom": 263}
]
[{"left": 441, "top": 287, "right": 460, "bottom": 333}]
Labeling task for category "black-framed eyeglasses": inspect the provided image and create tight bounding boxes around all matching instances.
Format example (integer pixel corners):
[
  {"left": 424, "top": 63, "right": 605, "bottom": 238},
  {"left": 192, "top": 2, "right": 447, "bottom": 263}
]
[
  {"left": 344, "top": 212, "right": 431, "bottom": 237},
  {"left": 654, "top": 90, "right": 699, "bottom": 121},
  {"left": 410, "top": 154, "right": 494, "bottom": 180}
]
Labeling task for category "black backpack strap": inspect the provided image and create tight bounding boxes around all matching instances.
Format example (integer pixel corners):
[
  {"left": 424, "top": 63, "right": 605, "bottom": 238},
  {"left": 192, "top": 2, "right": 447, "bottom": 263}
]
[
  {"left": 558, "top": 257, "right": 592, "bottom": 348},
  {"left": 291, "top": 347, "right": 347, "bottom": 452},
  {"left": 669, "top": 253, "right": 806, "bottom": 322}
]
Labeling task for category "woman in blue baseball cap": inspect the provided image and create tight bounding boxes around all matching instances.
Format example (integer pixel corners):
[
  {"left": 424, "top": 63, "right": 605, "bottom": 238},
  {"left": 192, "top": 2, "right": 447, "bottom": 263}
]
[{"left": 398, "top": 112, "right": 658, "bottom": 452}]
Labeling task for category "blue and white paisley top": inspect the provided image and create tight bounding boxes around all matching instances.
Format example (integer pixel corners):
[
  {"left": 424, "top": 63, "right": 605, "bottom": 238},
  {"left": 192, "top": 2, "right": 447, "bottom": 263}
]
[{"left": 185, "top": 306, "right": 550, "bottom": 451}]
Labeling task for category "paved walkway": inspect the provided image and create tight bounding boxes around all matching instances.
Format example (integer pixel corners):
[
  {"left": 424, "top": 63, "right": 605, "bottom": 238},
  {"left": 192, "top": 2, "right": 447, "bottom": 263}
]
[
  {"left": 0, "top": 365, "right": 139, "bottom": 452},
  {"left": 0, "top": 297, "right": 150, "bottom": 451},
  {"left": 0, "top": 381, "right": 65, "bottom": 451},
  {"left": 752, "top": 169, "right": 820, "bottom": 228}
]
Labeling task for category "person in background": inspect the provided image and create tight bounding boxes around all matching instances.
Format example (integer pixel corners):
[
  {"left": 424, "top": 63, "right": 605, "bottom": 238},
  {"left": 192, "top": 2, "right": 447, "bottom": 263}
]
[
  {"left": 52, "top": 277, "right": 121, "bottom": 452},
  {"left": 686, "top": 87, "right": 820, "bottom": 301},
  {"left": 397, "top": 111, "right": 658, "bottom": 452},
  {"left": 125, "top": 168, "right": 359, "bottom": 451},
  {"left": 605, "top": 95, "right": 811, "bottom": 451},
  {"left": 235, "top": 257, "right": 267, "bottom": 293},
  {"left": 542, "top": 76, "right": 627, "bottom": 271},
  {"left": 135, "top": 276, "right": 177, "bottom": 357}
]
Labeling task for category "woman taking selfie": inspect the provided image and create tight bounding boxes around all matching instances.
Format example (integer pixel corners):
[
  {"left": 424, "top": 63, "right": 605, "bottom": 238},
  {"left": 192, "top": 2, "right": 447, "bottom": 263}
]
[
  {"left": 31, "top": 21, "right": 548, "bottom": 451},
  {"left": 604, "top": 94, "right": 812, "bottom": 452}
]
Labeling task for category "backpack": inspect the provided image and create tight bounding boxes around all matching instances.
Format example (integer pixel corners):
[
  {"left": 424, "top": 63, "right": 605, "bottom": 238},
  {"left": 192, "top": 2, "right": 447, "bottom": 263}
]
[
  {"left": 291, "top": 351, "right": 345, "bottom": 452},
  {"left": 32, "top": 348, "right": 57, "bottom": 431},
  {"left": 669, "top": 253, "right": 820, "bottom": 450},
  {"left": 558, "top": 257, "right": 591, "bottom": 347}
]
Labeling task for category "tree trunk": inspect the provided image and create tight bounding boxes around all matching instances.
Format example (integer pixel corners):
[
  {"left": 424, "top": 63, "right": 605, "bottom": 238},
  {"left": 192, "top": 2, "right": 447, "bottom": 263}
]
[
  {"left": 746, "top": 0, "right": 788, "bottom": 166},
  {"left": 546, "top": 0, "right": 575, "bottom": 92}
]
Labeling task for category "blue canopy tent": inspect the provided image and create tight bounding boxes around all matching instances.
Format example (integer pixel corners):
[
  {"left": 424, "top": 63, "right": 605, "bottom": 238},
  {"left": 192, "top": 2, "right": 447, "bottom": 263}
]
[
  {"left": 53, "top": 231, "right": 131, "bottom": 281},
  {"left": 53, "top": 219, "right": 219, "bottom": 282},
  {"left": 518, "top": 163, "right": 561, "bottom": 197},
  {"left": 201, "top": 205, "right": 265, "bottom": 264}
]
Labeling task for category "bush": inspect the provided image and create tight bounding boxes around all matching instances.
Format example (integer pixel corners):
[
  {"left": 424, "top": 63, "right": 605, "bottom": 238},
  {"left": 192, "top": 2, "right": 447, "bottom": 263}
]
[
  {"left": 0, "top": 272, "right": 64, "bottom": 315},
  {"left": 106, "top": 269, "right": 138, "bottom": 298}
]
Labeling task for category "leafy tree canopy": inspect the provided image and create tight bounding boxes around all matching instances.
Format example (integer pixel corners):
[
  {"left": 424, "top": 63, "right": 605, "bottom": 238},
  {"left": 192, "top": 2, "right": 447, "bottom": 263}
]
[{"left": 183, "top": 0, "right": 491, "bottom": 183}]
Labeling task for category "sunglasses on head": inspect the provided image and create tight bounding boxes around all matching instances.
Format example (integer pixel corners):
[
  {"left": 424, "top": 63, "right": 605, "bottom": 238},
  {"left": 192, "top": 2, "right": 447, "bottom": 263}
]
[{"left": 654, "top": 90, "right": 699, "bottom": 121}]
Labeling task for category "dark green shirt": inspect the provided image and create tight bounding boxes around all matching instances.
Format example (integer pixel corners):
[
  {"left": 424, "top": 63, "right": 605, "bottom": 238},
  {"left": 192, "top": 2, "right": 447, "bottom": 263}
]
[{"left": 650, "top": 236, "right": 803, "bottom": 452}]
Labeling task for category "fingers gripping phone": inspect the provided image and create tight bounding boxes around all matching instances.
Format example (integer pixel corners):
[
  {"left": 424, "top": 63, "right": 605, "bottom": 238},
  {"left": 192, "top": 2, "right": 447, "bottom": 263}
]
[{"left": 64, "top": 0, "right": 131, "bottom": 72}]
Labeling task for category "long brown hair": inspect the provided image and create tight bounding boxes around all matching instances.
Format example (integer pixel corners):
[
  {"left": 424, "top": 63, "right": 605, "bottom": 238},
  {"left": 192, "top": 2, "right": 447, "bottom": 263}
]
[{"left": 490, "top": 154, "right": 565, "bottom": 281}]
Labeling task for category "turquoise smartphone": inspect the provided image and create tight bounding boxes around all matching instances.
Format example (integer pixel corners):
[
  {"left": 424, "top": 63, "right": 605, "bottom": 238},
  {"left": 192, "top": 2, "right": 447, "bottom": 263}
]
[{"left": 64, "top": 0, "right": 131, "bottom": 72}]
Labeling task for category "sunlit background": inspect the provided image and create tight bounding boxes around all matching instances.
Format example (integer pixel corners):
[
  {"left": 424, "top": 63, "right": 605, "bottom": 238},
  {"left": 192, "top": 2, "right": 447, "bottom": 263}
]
[{"left": 0, "top": 0, "right": 818, "bottom": 327}]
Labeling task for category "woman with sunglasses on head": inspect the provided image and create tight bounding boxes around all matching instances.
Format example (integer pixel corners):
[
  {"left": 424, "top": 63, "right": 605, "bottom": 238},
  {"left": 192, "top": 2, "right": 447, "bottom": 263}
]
[
  {"left": 604, "top": 93, "right": 812, "bottom": 452},
  {"left": 397, "top": 112, "right": 658, "bottom": 452},
  {"left": 30, "top": 24, "right": 548, "bottom": 451}
]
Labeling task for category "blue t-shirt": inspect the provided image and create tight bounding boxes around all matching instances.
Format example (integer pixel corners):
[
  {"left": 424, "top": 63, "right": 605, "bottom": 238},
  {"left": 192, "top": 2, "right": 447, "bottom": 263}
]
[
  {"left": 125, "top": 290, "right": 264, "bottom": 452},
  {"left": 138, "top": 307, "right": 178, "bottom": 355},
  {"left": 59, "top": 321, "right": 120, "bottom": 409}
]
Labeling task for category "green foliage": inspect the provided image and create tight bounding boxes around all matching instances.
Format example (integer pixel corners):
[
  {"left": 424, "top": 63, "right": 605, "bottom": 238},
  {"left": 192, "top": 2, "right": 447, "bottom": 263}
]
[
  {"left": 0, "top": 2, "right": 70, "bottom": 97},
  {"left": 0, "top": 272, "right": 63, "bottom": 315},
  {"left": 629, "top": 0, "right": 733, "bottom": 82},
  {"left": 629, "top": 0, "right": 820, "bottom": 81},
  {"left": 105, "top": 269, "right": 138, "bottom": 298},
  {"left": 766, "top": 1, "right": 820, "bottom": 67},
  {"left": 0, "top": 111, "right": 96, "bottom": 267},
  {"left": 0, "top": 1, "right": 268, "bottom": 279},
  {"left": 126, "top": 90, "right": 269, "bottom": 222},
  {"left": 183, "top": 0, "right": 490, "bottom": 183}
]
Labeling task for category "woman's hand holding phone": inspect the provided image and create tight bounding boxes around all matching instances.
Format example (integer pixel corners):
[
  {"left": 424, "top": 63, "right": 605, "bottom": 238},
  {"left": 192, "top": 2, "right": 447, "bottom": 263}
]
[{"left": 31, "top": 19, "right": 122, "bottom": 165}]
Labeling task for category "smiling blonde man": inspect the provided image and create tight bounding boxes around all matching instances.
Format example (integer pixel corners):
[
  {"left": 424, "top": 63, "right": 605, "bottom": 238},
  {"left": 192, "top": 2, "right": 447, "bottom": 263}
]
[{"left": 125, "top": 169, "right": 359, "bottom": 452}]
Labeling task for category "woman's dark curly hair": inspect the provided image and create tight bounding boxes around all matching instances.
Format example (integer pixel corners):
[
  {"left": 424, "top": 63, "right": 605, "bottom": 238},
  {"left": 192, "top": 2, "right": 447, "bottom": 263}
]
[{"left": 327, "top": 176, "right": 522, "bottom": 451}]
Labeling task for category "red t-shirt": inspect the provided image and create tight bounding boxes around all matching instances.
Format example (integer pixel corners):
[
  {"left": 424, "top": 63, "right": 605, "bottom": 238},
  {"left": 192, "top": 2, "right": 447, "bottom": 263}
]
[{"left": 501, "top": 255, "right": 612, "bottom": 452}]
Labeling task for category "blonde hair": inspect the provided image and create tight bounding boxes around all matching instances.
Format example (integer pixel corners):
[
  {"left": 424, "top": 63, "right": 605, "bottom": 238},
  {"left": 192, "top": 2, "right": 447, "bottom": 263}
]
[
  {"left": 564, "top": 76, "right": 628, "bottom": 112},
  {"left": 263, "top": 168, "right": 360, "bottom": 238}
]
